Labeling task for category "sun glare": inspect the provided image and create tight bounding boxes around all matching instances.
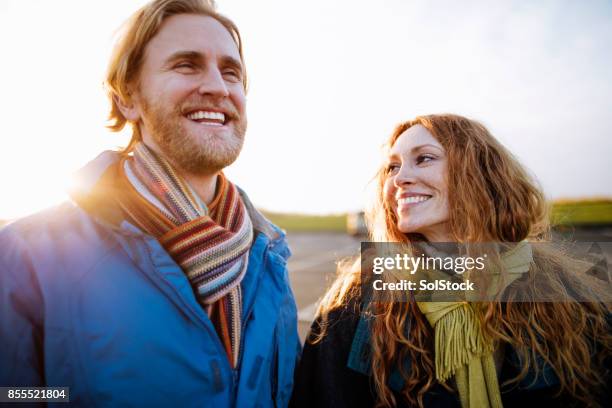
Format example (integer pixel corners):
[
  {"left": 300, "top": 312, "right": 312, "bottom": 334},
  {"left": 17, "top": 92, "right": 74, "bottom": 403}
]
[{"left": 0, "top": 174, "right": 71, "bottom": 222}]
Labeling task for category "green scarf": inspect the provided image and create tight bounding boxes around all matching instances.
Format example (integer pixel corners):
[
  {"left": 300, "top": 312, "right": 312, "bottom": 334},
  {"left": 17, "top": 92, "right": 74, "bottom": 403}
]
[{"left": 417, "top": 241, "right": 533, "bottom": 408}]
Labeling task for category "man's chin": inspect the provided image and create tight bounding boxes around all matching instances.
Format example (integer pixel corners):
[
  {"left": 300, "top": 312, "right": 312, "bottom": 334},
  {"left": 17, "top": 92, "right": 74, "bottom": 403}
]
[
  {"left": 163, "top": 142, "right": 243, "bottom": 176},
  {"left": 150, "top": 121, "right": 245, "bottom": 175}
]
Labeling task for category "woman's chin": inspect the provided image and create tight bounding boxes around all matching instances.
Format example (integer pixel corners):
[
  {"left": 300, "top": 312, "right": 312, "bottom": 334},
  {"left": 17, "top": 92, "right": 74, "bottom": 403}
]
[{"left": 397, "top": 222, "right": 421, "bottom": 235}]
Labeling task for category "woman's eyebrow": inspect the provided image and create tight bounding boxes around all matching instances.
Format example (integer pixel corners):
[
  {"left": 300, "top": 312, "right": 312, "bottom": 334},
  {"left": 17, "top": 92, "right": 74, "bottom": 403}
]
[
  {"left": 411, "top": 143, "right": 443, "bottom": 153},
  {"left": 387, "top": 151, "right": 400, "bottom": 160},
  {"left": 389, "top": 143, "right": 442, "bottom": 158}
]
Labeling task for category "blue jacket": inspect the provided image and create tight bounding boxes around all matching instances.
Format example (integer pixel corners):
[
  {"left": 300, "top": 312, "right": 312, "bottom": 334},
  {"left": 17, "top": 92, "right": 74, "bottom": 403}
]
[{"left": 0, "top": 152, "right": 301, "bottom": 407}]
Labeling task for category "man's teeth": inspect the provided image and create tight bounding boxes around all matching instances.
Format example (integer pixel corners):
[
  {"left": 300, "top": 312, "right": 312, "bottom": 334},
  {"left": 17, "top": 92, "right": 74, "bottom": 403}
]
[
  {"left": 186, "top": 110, "right": 225, "bottom": 122},
  {"left": 398, "top": 196, "right": 430, "bottom": 205}
]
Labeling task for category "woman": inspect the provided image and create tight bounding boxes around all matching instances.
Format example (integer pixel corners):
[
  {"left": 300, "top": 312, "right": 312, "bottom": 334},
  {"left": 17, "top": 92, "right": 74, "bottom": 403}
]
[{"left": 290, "top": 114, "right": 611, "bottom": 407}]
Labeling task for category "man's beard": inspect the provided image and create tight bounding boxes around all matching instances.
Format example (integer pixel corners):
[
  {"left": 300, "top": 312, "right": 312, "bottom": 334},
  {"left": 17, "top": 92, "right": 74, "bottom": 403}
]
[{"left": 139, "top": 97, "right": 246, "bottom": 176}]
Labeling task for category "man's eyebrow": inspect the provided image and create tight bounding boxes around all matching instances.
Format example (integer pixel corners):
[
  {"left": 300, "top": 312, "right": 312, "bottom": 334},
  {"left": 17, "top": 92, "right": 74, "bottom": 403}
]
[
  {"left": 219, "top": 55, "right": 243, "bottom": 72},
  {"left": 164, "top": 50, "right": 203, "bottom": 65},
  {"left": 164, "top": 52, "right": 243, "bottom": 72}
]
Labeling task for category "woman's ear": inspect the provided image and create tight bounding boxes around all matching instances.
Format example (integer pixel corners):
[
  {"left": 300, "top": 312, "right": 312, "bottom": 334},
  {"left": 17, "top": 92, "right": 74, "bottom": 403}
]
[{"left": 114, "top": 92, "right": 141, "bottom": 122}]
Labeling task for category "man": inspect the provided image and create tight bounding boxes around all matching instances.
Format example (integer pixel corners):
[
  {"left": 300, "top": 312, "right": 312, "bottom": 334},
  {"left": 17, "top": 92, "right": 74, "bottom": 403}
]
[{"left": 0, "top": 0, "right": 300, "bottom": 406}]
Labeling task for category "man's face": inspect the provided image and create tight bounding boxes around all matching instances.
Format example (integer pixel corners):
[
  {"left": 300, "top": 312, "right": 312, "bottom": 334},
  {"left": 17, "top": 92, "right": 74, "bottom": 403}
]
[{"left": 131, "top": 14, "right": 247, "bottom": 175}]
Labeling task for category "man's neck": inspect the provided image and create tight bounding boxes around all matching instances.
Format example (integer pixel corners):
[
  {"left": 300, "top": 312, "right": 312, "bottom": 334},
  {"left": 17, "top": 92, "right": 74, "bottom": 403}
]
[
  {"left": 139, "top": 138, "right": 219, "bottom": 205},
  {"left": 182, "top": 171, "right": 218, "bottom": 205}
]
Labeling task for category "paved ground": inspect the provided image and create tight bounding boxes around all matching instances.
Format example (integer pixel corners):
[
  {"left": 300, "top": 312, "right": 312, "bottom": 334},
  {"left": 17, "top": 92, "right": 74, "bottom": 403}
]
[
  {"left": 285, "top": 232, "right": 362, "bottom": 341},
  {"left": 553, "top": 226, "right": 612, "bottom": 242},
  {"left": 287, "top": 227, "right": 612, "bottom": 342}
]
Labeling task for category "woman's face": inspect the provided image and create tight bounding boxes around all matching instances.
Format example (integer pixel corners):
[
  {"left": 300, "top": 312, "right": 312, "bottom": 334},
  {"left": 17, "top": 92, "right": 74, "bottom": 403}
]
[{"left": 383, "top": 124, "right": 451, "bottom": 242}]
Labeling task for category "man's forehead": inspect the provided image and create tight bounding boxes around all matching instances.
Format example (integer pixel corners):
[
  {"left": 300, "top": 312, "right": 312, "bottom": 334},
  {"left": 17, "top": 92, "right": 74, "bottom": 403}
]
[{"left": 147, "top": 14, "right": 240, "bottom": 61}]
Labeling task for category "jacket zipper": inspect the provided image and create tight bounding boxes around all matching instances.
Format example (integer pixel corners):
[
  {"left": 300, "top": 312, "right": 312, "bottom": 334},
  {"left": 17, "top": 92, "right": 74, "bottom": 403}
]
[
  {"left": 138, "top": 236, "right": 236, "bottom": 395},
  {"left": 232, "top": 243, "right": 272, "bottom": 399}
]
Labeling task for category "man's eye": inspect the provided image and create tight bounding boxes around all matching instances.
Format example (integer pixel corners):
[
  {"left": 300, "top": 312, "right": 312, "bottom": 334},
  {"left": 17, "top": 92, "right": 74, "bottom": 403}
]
[
  {"left": 223, "top": 70, "right": 241, "bottom": 82},
  {"left": 174, "top": 62, "right": 196, "bottom": 72},
  {"left": 416, "top": 154, "right": 435, "bottom": 165}
]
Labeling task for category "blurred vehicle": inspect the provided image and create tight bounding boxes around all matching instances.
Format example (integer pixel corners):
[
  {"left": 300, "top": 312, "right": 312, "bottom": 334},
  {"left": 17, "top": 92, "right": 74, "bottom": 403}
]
[{"left": 347, "top": 211, "right": 368, "bottom": 236}]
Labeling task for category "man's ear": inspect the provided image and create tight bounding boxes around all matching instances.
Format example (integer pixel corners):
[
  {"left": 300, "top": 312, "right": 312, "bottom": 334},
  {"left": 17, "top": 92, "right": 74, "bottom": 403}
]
[{"left": 114, "top": 92, "right": 141, "bottom": 122}]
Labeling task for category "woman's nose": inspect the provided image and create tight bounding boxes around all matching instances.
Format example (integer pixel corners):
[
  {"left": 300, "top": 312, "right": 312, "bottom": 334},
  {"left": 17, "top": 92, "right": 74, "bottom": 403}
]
[{"left": 393, "top": 165, "right": 417, "bottom": 188}]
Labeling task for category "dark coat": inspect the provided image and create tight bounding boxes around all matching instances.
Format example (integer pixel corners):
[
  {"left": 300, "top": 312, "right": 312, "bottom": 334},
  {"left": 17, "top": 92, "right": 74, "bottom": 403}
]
[{"left": 290, "top": 299, "right": 610, "bottom": 408}]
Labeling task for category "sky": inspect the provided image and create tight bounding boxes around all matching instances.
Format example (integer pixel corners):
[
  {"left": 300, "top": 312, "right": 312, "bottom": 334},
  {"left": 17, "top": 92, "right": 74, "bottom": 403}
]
[{"left": 1, "top": 0, "right": 611, "bottom": 219}]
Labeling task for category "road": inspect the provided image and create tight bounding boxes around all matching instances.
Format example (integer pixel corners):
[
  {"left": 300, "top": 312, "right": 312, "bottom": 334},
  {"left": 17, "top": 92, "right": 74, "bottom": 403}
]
[{"left": 285, "top": 232, "right": 362, "bottom": 341}]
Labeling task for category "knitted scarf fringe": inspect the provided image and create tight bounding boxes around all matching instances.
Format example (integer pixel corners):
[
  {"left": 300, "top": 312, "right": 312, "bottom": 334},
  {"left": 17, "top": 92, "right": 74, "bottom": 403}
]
[{"left": 433, "top": 303, "right": 493, "bottom": 383}]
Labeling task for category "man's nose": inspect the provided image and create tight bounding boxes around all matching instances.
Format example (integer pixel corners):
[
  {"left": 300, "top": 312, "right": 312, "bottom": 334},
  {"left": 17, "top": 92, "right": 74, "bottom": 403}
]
[{"left": 197, "top": 66, "right": 229, "bottom": 97}]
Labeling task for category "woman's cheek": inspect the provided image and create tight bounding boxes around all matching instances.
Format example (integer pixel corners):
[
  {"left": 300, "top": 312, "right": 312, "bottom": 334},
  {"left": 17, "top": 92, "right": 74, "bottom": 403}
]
[{"left": 383, "top": 184, "right": 395, "bottom": 212}]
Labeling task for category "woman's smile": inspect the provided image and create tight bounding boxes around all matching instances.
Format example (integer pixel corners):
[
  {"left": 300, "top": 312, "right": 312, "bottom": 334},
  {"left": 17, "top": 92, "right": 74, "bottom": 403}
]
[
  {"left": 384, "top": 124, "right": 450, "bottom": 241},
  {"left": 396, "top": 192, "right": 433, "bottom": 209}
]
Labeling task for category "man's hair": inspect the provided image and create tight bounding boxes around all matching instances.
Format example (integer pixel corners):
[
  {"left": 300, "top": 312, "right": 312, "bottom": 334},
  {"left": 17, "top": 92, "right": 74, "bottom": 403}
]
[{"left": 104, "top": 0, "right": 246, "bottom": 153}]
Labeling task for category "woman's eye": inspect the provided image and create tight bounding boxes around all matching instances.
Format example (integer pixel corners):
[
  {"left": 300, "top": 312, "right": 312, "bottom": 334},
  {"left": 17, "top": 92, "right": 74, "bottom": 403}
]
[
  {"left": 416, "top": 154, "right": 435, "bottom": 165},
  {"left": 386, "top": 163, "right": 400, "bottom": 174}
]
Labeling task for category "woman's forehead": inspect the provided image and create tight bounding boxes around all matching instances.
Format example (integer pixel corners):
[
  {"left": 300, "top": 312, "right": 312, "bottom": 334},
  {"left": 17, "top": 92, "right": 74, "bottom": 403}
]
[{"left": 390, "top": 125, "right": 443, "bottom": 155}]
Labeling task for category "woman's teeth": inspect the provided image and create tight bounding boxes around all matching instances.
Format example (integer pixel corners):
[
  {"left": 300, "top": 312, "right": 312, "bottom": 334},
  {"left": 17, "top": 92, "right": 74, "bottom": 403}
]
[{"left": 398, "top": 196, "right": 430, "bottom": 205}]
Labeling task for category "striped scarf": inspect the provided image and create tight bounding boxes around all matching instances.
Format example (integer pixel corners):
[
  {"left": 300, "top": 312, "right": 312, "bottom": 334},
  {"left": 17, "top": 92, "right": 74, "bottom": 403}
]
[{"left": 115, "top": 143, "right": 253, "bottom": 367}]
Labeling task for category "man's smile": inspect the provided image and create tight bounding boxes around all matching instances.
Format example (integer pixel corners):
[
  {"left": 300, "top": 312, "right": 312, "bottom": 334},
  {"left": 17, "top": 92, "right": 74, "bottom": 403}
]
[{"left": 185, "top": 110, "right": 227, "bottom": 126}]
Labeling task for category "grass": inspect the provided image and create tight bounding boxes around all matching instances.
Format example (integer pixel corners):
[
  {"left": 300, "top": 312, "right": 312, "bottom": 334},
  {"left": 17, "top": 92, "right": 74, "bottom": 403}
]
[
  {"left": 262, "top": 198, "right": 612, "bottom": 232},
  {"left": 261, "top": 211, "right": 347, "bottom": 232},
  {"left": 551, "top": 198, "right": 612, "bottom": 226}
]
